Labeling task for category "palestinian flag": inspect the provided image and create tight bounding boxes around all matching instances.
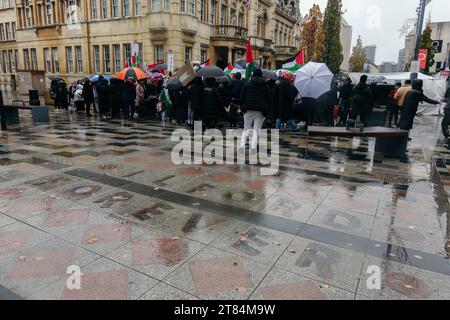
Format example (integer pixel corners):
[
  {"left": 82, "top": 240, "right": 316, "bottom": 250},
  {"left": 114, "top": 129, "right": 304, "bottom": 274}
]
[
  {"left": 194, "top": 59, "right": 211, "bottom": 73},
  {"left": 224, "top": 63, "right": 234, "bottom": 75},
  {"left": 245, "top": 38, "right": 256, "bottom": 81},
  {"left": 282, "top": 50, "right": 304, "bottom": 72}
]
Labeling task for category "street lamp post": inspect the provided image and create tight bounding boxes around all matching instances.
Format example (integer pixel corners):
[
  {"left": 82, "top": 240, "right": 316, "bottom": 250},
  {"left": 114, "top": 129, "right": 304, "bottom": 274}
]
[{"left": 411, "top": 0, "right": 427, "bottom": 80}]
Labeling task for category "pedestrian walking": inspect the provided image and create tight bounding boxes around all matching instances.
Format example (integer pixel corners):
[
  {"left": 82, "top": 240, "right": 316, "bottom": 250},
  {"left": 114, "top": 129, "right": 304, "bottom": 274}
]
[{"left": 239, "top": 69, "right": 269, "bottom": 150}]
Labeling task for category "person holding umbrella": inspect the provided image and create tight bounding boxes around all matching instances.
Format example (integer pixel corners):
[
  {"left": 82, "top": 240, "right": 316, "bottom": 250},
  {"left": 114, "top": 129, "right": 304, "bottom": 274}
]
[{"left": 239, "top": 69, "right": 269, "bottom": 151}]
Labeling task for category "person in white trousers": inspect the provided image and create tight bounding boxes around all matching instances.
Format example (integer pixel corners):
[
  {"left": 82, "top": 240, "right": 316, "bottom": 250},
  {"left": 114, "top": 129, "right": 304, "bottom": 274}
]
[{"left": 239, "top": 69, "right": 269, "bottom": 151}]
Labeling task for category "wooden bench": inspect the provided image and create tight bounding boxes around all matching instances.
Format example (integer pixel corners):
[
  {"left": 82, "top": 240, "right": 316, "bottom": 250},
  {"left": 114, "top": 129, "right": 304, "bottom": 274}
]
[{"left": 306, "top": 126, "right": 410, "bottom": 159}]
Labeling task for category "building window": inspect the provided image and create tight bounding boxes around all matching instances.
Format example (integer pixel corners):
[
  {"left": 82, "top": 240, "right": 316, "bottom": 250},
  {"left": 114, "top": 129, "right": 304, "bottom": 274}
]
[
  {"left": 200, "top": 0, "right": 206, "bottom": 22},
  {"left": 201, "top": 49, "right": 208, "bottom": 63},
  {"left": 101, "top": 0, "right": 107, "bottom": 19},
  {"left": 93, "top": 45, "right": 100, "bottom": 73},
  {"left": 123, "top": 0, "right": 130, "bottom": 17},
  {"left": 45, "top": 0, "right": 54, "bottom": 25},
  {"left": 4, "top": 51, "right": 9, "bottom": 73},
  {"left": 44, "top": 48, "right": 51, "bottom": 72},
  {"left": 135, "top": 0, "right": 142, "bottom": 15},
  {"left": 5, "top": 23, "right": 11, "bottom": 40},
  {"left": 113, "top": 44, "right": 121, "bottom": 72},
  {"left": 91, "top": 0, "right": 98, "bottom": 20},
  {"left": 154, "top": 44, "right": 164, "bottom": 63},
  {"left": 184, "top": 46, "right": 192, "bottom": 64},
  {"left": 0, "top": 51, "right": 5, "bottom": 73},
  {"left": 188, "top": 0, "right": 195, "bottom": 15},
  {"left": 14, "top": 49, "right": 19, "bottom": 70},
  {"left": 210, "top": 0, "right": 216, "bottom": 24},
  {"left": 112, "top": 0, "right": 119, "bottom": 18},
  {"left": 75, "top": 46, "right": 83, "bottom": 73},
  {"left": 180, "top": 0, "right": 186, "bottom": 12},
  {"left": 31, "top": 48, "right": 38, "bottom": 70},
  {"left": 11, "top": 22, "right": 15, "bottom": 40},
  {"left": 123, "top": 43, "right": 131, "bottom": 66},
  {"left": 0, "top": 24, "right": 4, "bottom": 41},
  {"left": 151, "top": 0, "right": 168, "bottom": 12},
  {"left": 103, "top": 45, "right": 111, "bottom": 73},
  {"left": 220, "top": 5, "right": 226, "bottom": 24},
  {"left": 66, "top": 47, "right": 73, "bottom": 73},
  {"left": 52, "top": 47, "right": 59, "bottom": 73},
  {"left": 23, "top": 49, "right": 31, "bottom": 70},
  {"left": 24, "top": 0, "right": 33, "bottom": 27},
  {"left": 9, "top": 50, "right": 15, "bottom": 72}
]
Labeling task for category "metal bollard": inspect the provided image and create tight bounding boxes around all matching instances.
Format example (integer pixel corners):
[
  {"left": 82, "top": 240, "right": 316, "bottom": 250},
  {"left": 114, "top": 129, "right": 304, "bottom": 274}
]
[{"left": 0, "top": 90, "right": 6, "bottom": 131}]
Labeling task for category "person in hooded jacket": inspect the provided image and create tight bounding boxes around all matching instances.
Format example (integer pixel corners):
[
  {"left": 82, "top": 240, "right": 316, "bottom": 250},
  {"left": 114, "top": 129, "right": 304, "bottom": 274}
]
[
  {"left": 202, "top": 78, "right": 224, "bottom": 129},
  {"left": 275, "top": 74, "right": 298, "bottom": 131},
  {"left": 397, "top": 79, "right": 439, "bottom": 133},
  {"left": 82, "top": 80, "right": 95, "bottom": 117},
  {"left": 74, "top": 83, "right": 84, "bottom": 112},
  {"left": 350, "top": 75, "right": 372, "bottom": 126},
  {"left": 239, "top": 69, "right": 269, "bottom": 150},
  {"left": 188, "top": 77, "right": 204, "bottom": 122},
  {"left": 121, "top": 78, "right": 136, "bottom": 119},
  {"left": 57, "top": 82, "right": 69, "bottom": 110}
]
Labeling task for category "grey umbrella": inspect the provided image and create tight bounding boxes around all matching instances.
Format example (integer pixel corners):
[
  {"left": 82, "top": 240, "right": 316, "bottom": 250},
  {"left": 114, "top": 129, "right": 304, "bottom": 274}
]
[
  {"left": 151, "top": 63, "right": 168, "bottom": 71},
  {"left": 262, "top": 69, "right": 277, "bottom": 80},
  {"left": 216, "top": 75, "right": 232, "bottom": 84},
  {"left": 234, "top": 58, "right": 260, "bottom": 69},
  {"left": 165, "top": 77, "right": 183, "bottom": 90},
  {"left": 197, "top": 66, "right": 225, "bottom": 78}
]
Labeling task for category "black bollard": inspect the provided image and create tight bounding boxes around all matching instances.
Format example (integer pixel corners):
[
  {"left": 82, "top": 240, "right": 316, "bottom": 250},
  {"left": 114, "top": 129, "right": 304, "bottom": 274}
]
[{"left": 0, "top": 89, "right": 6, "bottom": 131}]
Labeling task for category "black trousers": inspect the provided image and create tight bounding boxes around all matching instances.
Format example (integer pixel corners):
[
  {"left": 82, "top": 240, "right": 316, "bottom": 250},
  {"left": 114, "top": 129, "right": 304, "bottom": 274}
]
[{"left": 442, "top": 113, "right": 450, "bottom": 139}]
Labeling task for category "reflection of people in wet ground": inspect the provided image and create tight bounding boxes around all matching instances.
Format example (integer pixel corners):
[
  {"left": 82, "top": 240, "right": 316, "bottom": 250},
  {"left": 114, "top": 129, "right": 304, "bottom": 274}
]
[{"left": 397, "top": 79, "right": 439, "bottom": 140}]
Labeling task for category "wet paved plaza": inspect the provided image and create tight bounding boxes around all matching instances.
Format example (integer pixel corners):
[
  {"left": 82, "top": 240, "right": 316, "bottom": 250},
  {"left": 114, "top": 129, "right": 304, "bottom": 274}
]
[{"left": 1, "top": 110, "right": 450, "bottom": 300}]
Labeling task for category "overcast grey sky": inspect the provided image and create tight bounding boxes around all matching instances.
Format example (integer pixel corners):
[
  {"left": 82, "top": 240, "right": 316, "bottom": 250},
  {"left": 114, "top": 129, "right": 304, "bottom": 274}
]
[{"left": 300, "top": 0, "right": 450, "bottom": 64}]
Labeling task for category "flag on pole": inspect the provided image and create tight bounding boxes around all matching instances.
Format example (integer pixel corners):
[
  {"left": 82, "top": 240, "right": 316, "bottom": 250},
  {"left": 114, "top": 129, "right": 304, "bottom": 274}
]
[
  {"left": 200, "top": 58, "right": 211, "bottom": 68},
  {"left": 245, "top": 38, "right": 256, "bottom": 81},
  {"left": 282, "top": 50, "right": 304, "bottom": 72},
  {"left": 224, "top": 63, "right": 234, "bottom": 75}
]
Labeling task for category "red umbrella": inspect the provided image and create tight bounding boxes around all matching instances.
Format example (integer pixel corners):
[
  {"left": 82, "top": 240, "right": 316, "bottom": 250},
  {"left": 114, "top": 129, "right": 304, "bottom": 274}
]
[{"left": 116, "top": 67, "right": 147, "bottom": 81}]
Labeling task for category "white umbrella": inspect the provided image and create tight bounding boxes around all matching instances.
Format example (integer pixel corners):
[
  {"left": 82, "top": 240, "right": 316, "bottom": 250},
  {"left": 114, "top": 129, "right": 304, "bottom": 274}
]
[{"left": 294, "top": 62, "right": 334, "bottom": 98}]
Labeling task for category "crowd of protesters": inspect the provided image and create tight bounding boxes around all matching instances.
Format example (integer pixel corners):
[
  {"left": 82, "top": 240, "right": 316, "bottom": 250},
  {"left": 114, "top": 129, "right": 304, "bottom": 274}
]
[{"left": 49, "top": 68, "right": 449, "bottom": 148}]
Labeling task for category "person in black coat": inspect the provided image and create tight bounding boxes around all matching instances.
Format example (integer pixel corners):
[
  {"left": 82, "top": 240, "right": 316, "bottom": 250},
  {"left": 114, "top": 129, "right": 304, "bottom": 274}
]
[
  {"left": 57, "top": 82, "right": 69, "bottom": 110},
  {"left": 202, "top": 78, "right": 224, "bottom": 129},
  {"left": 266, "top": 79, "right": 277, "bottom": 127},
  {"left": 397, "top": 79, "right": 439, "bottom": 131},
  {"left": 145, "top": 79, "right": 159, "bottom": 120},
  {"left": 82, "top": 80, "right": 95, "bottom": 116},
  {"left": 96, "top": 77, "right": 110, "bottom": 117},
  {"left": 338, "top": 78, "right": 353, "bottom": 125},
  {"left": 274, "top": 76, "right": 298, "bottom": 131},
  {"left": 188, "top": 77, "right": 204, "bottom": 121},
  {"left": 109, "top": 78, "right": 123, "bottom": 118},
  {"left": 239, "top": 69, "right": 269, "bottom": 150},
  {"left": 350, "top": 75, "right": 372, "bottom": 126},
  {"left": 441, "top": 87, "right": 450, "bottom": 141},
  {"left": 121, "top": 78, "right": 136, "bottom": 119},
  {"left": 300, "top": 97, "right": 317, "bottom": 127},
  {"left": 230, "top": 72, "right": 245, "bottom": 100},
  {"left": 172, "top": 87, "right": 189, "bottom": 125}
]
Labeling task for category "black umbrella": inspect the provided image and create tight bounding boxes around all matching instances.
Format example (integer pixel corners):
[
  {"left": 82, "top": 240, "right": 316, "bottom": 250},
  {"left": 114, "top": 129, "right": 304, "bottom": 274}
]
[
  {"left": 262, "top": 69, "right": 277, "bottom": 80},
  {"left": 197, "top": 66, "right": 225, "bottom": 78},
  {"left": 48, "top": 76, "right": 64, "bottom": 81},
  {"left": 165, "top": 77, "right": 183, "bottom": 90}
]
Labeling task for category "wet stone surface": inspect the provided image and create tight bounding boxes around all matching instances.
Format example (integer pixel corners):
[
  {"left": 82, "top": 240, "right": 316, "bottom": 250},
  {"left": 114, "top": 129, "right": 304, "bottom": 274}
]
[{"left": 1, "top": 111, "right": 450, "bottom": 299}]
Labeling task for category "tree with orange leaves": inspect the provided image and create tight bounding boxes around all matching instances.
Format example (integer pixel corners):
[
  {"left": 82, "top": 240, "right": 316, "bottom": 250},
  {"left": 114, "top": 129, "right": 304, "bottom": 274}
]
[{"left": 300, "top": 4, "right": 325, "bottom": 63}]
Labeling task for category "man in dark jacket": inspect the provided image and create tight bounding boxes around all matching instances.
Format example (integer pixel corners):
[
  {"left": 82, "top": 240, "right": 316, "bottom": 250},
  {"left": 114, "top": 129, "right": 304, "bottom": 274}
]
[
  {"left": 188, "top": 77, "right": 204, "bottom": 121},
  {"left": 239, "top": 69, "right": 269, "bottom": 150},
  {"left": 338, "top": 78, "right": 353, "bottom": 125},
  {"left": 173, "top": 87, "right": 189, "bottom": 125},
  {"left": 82, "top": 80, "right": 95, "bottom": 117},
  {"left": 96, "top": 76, "right": 110, "bottom": 118},
  {"left": 350, "top": 75, "right": 372, "bottom": 126},
  {"left": 145, "top": 79, "right": 159, "bottom": 120},
  {"left": 121, "top": 78, "right": 136, "bottom": 119},
  {"left": 202, "top": 78, "right": 224, "bottom": 129},
  {"left": 109, "top": 78, "right": 123, "bottom": 118},
  {"left": 275, "top": 75, "right": 299, "bottom": 131},
  {"left": 397, "top": 79, "right": 439, "bottom": 132},
  {"left": 230, "top": 72, "right": 245, "bottom": 100}
]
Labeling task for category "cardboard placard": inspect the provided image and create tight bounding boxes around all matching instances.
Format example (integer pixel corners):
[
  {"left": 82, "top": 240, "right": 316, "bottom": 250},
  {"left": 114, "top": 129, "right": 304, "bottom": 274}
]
[{"left": 176, "top": 63, "right": 197, "bottom": 87}]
